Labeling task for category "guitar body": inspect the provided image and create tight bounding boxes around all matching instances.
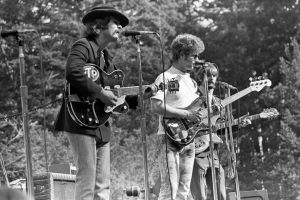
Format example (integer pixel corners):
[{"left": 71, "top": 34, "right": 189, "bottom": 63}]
[
  {"left": 162, "top": 97, "right": 221, "bottom": 146},
  {"left": 194, "top": 108, "right": 279, "bottom": 153},
  {"left": 101, "top": 69, "right": 130, "bottom": 114},
  {"left": 66, "top": 64, "right": 129, "bottom": 128}
]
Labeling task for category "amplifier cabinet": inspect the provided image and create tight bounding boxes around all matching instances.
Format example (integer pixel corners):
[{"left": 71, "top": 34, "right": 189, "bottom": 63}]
[{"left": 33, "top": 172, "right": 76, "bottom": 200}]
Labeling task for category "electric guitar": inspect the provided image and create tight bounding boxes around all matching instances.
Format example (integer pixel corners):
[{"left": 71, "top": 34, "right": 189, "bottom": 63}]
[
  {"left": 66, "top": 63, "right": 162, "bottom": 128},
  {"left": 162, "top": 78, "right": 272, "bottom": 146},
  {"left": 194, "top": 108, "right": 279, "bottom": 153}
]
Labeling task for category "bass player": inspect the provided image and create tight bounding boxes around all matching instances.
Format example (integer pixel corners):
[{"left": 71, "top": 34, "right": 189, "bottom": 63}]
[{"left": 150, "top": 33, "right": 205, "bottom": 200}]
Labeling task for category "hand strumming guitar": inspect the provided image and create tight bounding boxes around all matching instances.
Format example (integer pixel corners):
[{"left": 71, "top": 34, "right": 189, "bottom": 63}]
[
  {"left": 184, "top": 110, "right": 203, "bottom": 123},
  {"left": 99, "top": 89, "right": 118, "bottom": 106}
]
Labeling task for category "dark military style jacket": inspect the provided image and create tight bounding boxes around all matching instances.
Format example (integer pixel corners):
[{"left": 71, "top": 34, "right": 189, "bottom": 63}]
[{"left": 54, "top": 37, "right": 138, "bottom": 143}]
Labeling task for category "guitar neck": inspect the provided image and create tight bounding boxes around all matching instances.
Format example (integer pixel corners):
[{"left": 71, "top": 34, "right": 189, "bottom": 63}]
[
  {"left": 221, "top": 87, "right": 252, "bottom": 107},
  {"left": 113, "top": 85, "right": 151, "bottom": 96},
  {"left": 217, "top": 113, "right": 261, "bottom": 130},
  {"left": 199, "top": 87, "right": 253, "bottom": 117}
]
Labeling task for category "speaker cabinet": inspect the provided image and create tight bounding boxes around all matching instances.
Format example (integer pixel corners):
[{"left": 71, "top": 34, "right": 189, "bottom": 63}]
[
  {"left": 33, "top": 172, "right": 76, "bottom": 200},
  {"left": 228, "top": 190, "right": 269, "bottom": 200}
]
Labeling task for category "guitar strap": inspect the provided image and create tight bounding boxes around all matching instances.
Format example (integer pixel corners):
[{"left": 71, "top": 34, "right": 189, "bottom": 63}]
[{"left": 88, "top": 39, "right": 116, "bottom": 79}]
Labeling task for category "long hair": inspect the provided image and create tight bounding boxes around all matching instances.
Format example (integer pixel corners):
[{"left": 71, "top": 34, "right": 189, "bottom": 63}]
[{"left": 191, "top": 62, "right": 219, "bottom": 85}]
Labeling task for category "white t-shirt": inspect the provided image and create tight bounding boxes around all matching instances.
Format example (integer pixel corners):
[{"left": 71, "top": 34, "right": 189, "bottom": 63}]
[{"left": 151, "top": 66, "right": 199, "bottom": 135}]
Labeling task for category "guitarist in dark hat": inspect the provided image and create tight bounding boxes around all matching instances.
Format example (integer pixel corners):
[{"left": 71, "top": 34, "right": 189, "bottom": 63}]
[{"left": 54, "top": 4, "right": 139, "bottom": 200}]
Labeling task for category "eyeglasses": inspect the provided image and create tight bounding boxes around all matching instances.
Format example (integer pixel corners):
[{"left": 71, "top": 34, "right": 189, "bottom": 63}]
[{"left": 191, "top": 54, "right": 200, "bottom": 60}]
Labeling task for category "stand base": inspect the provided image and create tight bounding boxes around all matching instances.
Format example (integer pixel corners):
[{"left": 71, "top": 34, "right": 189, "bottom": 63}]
[{"left": 228, "top": 190, "right": 269, "bottom": 200}]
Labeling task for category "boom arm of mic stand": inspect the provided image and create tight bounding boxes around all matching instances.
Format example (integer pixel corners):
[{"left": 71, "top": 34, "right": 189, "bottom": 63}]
[
  {"left": 133, "top": 36, "right": 150, "bottom": 200},
  {"left": 225, "top": 88, "right": 241, "bottom": 200},
  {"left": 203, "top": 70, "right": 218, "bottom": 200}
]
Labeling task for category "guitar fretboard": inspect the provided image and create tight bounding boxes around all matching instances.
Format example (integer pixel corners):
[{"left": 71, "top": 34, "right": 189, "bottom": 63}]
[
  {"left": 216, "top": 114, "right": 260, "bottom": 130},
  {"left": 199, "top": 87, "right": 253, "bottom": 117},
  {"left": 111, "top": 85, "right": 152, "bottom": 96}
]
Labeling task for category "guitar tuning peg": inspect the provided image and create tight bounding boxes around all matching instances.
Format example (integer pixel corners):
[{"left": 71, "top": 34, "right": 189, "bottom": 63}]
[
  {"left": 249, "top": 77, "right": 253, "bottom": 82},
  {"left": 252, "top": 70, "right": 257, "bottom": 77},
  {"left": 262, "top": 72, "right": 268, "bottom": 79},
  {"left": 258, "top": 76, "right": 262, "bottom": 80}
]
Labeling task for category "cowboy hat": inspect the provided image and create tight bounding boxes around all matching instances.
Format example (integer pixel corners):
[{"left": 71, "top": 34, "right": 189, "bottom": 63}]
[{"left": 82, "top": 5, "right": 129, "bottom": 27}]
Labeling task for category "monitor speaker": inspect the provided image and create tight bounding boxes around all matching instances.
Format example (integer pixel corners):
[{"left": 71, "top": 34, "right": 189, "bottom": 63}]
[
  {"left": 33, "top": 172, "right": 76, "bottom": 200},
  {"left": 228, "top": 190, "right": 269, "bottom": 200}
]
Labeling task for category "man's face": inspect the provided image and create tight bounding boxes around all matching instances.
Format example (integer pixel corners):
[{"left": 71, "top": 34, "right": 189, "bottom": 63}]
[
  {"left": 206, "top": 67, "right": 218, "bottom": 89},
  {"left": 103, "top": 17, "right": 122, "bottom": 41},
  {"left": 178, "top": 53, "right": 200, "bottom": 73}
]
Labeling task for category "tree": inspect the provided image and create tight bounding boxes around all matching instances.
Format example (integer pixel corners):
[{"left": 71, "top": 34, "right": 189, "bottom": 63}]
[{"left": 257, "top": 37, "right": 300, "bottom": 199}]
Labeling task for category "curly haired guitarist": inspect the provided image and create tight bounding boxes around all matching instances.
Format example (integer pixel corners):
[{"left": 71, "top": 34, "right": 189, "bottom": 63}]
[{"left": 150, "top": 33, "right": 205, "bottom": 200}]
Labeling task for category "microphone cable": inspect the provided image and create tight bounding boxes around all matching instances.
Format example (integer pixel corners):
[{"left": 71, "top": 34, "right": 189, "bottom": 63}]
[
  {"left": 35, "top": 30, "right": 49, "bottom": 172},
  {"left": 155, "top": 28, "right": 174, "bottom": 200}
]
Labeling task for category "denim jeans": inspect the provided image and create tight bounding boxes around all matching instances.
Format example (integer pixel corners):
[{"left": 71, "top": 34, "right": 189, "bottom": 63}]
[
  {"left": 190, "top": 152, "right": 226, "bottom": 200},
  {"left": 157, "top": 135, "right": 195, "bottom": 200},
  {"left": 66, "top": 132, "right": 110, "bottom": 200}
]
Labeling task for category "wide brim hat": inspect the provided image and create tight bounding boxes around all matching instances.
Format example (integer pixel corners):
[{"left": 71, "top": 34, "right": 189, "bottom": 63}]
[{"left": 82, "top": 5, "right": 129, "bottom": 27}]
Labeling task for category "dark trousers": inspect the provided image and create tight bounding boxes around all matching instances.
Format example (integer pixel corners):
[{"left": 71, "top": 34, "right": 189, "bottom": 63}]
[{"left": 190, "top": 153, "right": 226, "bottom": 200}]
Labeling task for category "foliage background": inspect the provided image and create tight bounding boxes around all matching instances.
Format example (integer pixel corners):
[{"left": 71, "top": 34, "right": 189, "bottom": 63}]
[{"left": 0, "top": 0, "right": 300, "bottom": 199}]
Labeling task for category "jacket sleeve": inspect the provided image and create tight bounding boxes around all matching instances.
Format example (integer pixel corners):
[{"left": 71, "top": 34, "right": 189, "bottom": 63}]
[{"left": 66, "top": 39, "right": 103, "bottom": 99}]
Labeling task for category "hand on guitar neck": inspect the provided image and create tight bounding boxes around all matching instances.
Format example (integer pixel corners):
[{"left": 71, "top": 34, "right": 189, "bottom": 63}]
[{"left": 237, "top": 114, "right": 252, "bottom": 128}]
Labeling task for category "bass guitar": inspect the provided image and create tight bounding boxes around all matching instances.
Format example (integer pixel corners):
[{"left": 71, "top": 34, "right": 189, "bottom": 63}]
[
  {"left": 66, "top": 63, "right": 162, "bottom": 128},
  {"left": 162, "top": 78, "right": 272, "bottom": 146},
  {"left": 194, "top": 108, "right": 279, "bottom": 153}
]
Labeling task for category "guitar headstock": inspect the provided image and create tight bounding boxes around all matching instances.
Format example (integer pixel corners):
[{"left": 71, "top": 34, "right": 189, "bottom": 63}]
[
  {"left": 249, "top": 76, "right": 272, "bottom": 92},
  {"left": 259, "top": 108, "right": 279, "bottom": 119},
  {"left": 150, "top": 82, "right": 167, "bottom": 93},
  {"left": 145, "top": 82, "right": 168, "bottom": 99}
]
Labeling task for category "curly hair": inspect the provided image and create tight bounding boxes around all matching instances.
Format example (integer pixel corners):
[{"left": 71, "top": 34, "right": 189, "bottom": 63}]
[{"left": 171, "top": 33, "right": 205, "bottom": 62}]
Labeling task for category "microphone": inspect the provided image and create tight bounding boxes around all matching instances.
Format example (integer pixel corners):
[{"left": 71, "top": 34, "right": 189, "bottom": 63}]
[
  {"left": 217, "top": 81, "right": 237, "bottom": 90},
  {"left": 0, "top": 29, "right": 36, "bottom": 38},
  {"left": 121, "top": 30, "right": 158, "bottom": 37},
  {"left": 194, "top": 60, "right": 208, "bottom": 68}
]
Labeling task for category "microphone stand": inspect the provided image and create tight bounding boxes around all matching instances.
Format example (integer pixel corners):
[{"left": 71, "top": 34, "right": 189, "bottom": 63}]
[
  {"left": 203, "top": 68, "right": 218, "bottom": 200},
  {"left": 132, "top": 35, "right": 150, "bottom": 200},
  {"left": 17, "top": 35, "right": 34, "bottom": 198},
  {"left": 225, "top": 88, "right": 241, "bottom": 200}
]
